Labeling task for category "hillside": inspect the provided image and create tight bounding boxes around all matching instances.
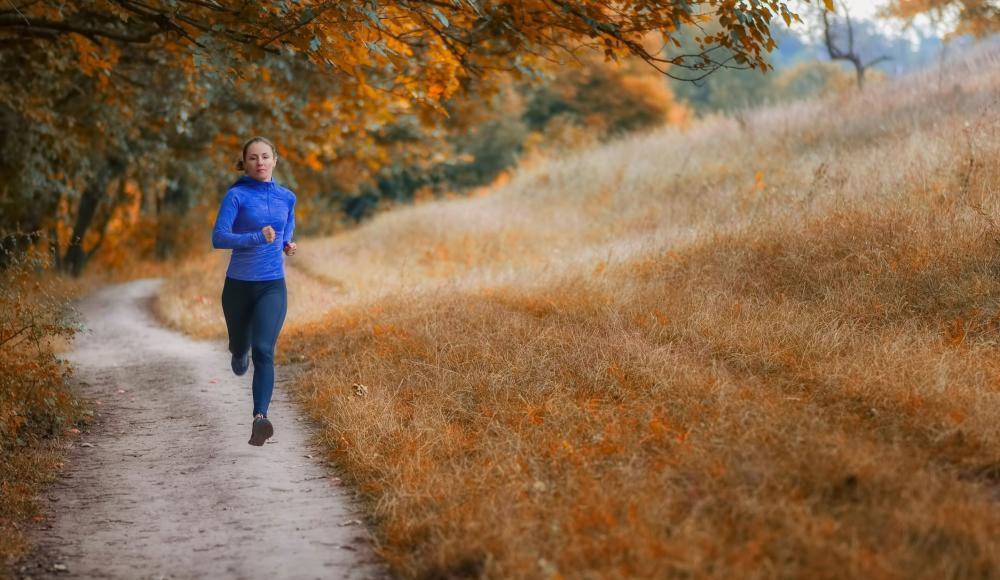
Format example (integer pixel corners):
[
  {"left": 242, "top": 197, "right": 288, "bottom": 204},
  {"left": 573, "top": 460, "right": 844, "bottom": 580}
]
[{"left": 158, "top": 46, "right": 1000, "bottom": 578}]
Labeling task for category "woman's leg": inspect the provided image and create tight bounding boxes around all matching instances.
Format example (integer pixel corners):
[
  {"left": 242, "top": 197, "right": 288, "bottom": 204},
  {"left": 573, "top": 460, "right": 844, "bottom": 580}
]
[
  {"left": 221, "top": 277, "right": 253, "bottom": 359},
  {"left": 249, "top": 279, "right": 288, "bottom": 418}
]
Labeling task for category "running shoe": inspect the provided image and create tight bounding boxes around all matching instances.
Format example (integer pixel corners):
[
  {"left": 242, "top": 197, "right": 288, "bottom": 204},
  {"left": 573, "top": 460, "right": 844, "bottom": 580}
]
[
  {"left": 231, "top": 350, "right": 250, "bottom": 376},
  {"left": 248, "top": 414, "right": 274, "bottom": 446}
]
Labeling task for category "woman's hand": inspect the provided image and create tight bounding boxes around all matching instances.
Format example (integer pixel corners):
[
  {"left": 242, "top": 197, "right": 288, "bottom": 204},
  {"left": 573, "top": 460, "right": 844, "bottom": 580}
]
[
  {"left": 261, "top": 225, "right": 276, "bottom": 243},
  {"left": 283, "top": 241, "right": 297, "bottom": 256}
]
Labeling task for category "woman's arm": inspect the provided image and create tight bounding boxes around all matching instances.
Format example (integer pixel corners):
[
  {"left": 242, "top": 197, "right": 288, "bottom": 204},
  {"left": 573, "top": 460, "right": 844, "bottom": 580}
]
[
  {"left": 212, "top": 190, "right": 265, "bottom": 249},
  {"left": 282, "top": 194, "right": 296, "bottom": 248}
]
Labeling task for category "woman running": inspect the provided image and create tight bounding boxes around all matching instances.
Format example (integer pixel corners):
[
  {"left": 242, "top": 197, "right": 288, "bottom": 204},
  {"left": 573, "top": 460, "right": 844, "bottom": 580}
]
[{"left": 211, "top": 136, "right": 298, "bottom": 446}]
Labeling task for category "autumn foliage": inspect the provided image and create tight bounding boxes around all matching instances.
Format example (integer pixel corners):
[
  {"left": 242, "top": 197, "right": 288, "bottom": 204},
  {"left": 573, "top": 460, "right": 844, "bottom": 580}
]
[
  {"left": 0, "top": 252, "right": 81, "bottom": 563},
  {"left": 0, "top": 255, "right": 78, "bottom": 446},
  {"left": 0, "top": 0, "right": 816, "bottom": 275}
]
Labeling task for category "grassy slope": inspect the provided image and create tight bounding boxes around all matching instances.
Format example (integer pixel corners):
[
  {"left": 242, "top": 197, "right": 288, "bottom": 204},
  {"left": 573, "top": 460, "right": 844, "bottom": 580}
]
[{"left": 160, "top": 47, "right": 1000, "bottom": 578}]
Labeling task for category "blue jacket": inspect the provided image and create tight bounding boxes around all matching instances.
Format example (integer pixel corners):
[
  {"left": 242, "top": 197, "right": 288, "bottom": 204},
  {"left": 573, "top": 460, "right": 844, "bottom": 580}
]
[{"left": 212, "top": 175, "right": 296, "bottom": 281}]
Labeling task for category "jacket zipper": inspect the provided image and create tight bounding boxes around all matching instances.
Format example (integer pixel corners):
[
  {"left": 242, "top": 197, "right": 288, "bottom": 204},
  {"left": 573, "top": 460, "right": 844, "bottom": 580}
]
[{"left": 267, "top": 182, "right": 272, "bottom": 231}]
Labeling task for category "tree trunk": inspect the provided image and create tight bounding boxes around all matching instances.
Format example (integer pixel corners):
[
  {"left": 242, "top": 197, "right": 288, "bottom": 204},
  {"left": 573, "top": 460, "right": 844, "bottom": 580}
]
[
  {"left": 154, "top": 174, "right": 193, "bottom": 260},
  {"left": 49, "top": 226, "right": 62, "bottom": 272},
  {"left": 61, "top": 159, "right": 125, "bottom": 277}
]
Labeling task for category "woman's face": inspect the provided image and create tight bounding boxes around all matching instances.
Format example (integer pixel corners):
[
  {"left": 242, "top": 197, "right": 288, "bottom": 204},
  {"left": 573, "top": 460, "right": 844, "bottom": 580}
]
[{"left": 244, "top": 142, "right": 277, "bottom": 182}]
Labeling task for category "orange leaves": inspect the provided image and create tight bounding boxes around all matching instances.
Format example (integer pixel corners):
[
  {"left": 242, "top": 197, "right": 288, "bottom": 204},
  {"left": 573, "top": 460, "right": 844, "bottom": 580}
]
[
  {"left": 68, "top": 33, "right": 119, "bottom": 80},
  {"left": 426, "top": 83, "right": 448, "bottom": 101},
  {"left": 887, "top": 0, "right": 999, "bottom": 37},
  {"left": 68, "top": 33, "right": 93, "bottom": 72},
  {"left": 303, "top": 151, "right": 323, "bottom": 172}
]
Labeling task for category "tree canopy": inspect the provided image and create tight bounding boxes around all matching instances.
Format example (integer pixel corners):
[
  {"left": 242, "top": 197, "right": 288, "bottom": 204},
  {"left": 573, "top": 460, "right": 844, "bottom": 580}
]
[
  {"left": 4, "top": 1, "right": 815, "bottom": 120},
  {"left": 0, "top": 0, "right": 819, "bottom": 273}
]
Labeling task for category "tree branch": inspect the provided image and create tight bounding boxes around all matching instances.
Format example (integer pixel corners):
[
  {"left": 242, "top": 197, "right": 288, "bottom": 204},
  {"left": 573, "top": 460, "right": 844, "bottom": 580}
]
[
  {"left": 259, "top": 1, "right": 339, "bottom": 48},
  {"left": 0, "top": 15, "right": 161, "bottom": 43}
]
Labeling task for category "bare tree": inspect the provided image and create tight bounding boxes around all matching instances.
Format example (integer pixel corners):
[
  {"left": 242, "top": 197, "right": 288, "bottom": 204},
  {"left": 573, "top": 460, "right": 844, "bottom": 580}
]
[{"left": 822, "top": 1, "right": 890, "bottom": 89}]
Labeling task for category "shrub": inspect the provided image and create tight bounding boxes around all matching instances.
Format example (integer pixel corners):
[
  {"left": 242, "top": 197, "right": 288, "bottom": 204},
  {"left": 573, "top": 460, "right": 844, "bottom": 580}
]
[{"left": 0, "top": 249, "right": 79, "bottom": 450}]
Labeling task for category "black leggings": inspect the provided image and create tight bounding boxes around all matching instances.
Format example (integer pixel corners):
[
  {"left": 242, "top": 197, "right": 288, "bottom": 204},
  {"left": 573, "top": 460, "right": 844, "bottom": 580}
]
[{"left": 221, "top": 277, "right": 287, "bottom": 417}]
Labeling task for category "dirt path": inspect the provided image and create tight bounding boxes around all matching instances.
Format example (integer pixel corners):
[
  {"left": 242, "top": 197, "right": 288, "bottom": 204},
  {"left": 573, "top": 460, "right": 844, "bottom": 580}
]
[{"left": 22, "top": 279, "right": 388, "bottom": 580}]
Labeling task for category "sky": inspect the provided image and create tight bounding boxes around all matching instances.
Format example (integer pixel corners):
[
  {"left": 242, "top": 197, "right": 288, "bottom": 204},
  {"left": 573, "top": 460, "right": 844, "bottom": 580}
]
[
  {"left": 840, "top": 0, "right": 882, "bottom": 19},
  {"left": 790, "top": 0, "right": 952, "bottom": 42}
]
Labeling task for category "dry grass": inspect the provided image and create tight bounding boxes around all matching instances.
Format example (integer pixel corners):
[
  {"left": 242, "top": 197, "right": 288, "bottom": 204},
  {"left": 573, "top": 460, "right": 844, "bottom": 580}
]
[
  {"left": 152, "top": 251, "right": 343, "bottom": 339},
  {"left": 0, "top": 439, "right": 69, "bottom": 567},
  {"left": 0, "top": 259, "right": 90, "bottom": 571},
  {"left": 160, "top": 45, "right": 1000, "bottom": 578}
]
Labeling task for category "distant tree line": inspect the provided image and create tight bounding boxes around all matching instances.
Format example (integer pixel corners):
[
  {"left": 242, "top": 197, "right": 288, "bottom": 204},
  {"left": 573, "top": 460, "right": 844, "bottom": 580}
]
[{"left": 670, "top": 5, "right": 991, "bottom": 113}]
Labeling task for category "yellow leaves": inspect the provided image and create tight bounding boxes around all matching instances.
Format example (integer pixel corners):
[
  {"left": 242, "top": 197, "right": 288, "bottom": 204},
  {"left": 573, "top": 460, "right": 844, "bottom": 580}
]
[{"left": 824, "top": 0, "right": 836, "bottom": 11}]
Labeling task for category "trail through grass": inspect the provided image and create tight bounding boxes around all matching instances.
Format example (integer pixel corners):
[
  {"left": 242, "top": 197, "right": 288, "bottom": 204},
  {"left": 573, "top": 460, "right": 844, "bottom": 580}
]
[{"left": 159, "top": 46, "right": 1000, "bottom": 578}]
